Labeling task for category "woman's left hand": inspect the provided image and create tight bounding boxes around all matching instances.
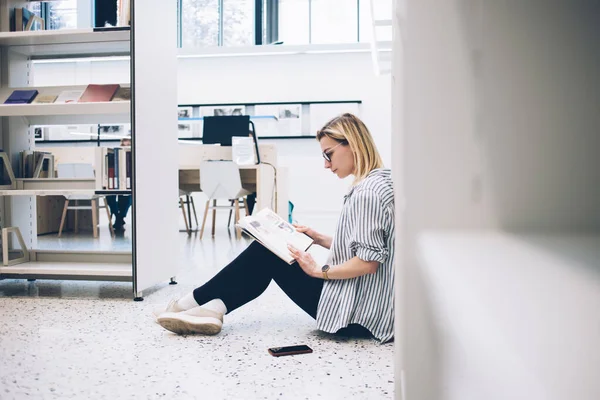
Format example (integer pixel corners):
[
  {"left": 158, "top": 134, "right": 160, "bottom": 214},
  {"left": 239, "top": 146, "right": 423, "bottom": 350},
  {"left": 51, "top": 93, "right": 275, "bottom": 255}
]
[{"left": 288, "top": 244, "right": 320, "bottom": 278}]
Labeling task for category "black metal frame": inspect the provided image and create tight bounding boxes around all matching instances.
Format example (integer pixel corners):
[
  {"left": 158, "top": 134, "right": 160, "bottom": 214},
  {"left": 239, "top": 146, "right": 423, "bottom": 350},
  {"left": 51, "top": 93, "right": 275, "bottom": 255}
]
[
  {"left": 178, "top": 100, "right": 362, "bottom": 108},
  {"left": 178, "top": 99, "right": 362, "bottom": 139}
]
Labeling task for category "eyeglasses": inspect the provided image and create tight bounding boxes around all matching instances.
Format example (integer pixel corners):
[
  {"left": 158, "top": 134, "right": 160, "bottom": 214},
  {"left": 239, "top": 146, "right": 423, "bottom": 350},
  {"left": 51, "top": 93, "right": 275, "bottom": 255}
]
[{"left": 322, "top": 141, "right": 346, "bottom": 162}]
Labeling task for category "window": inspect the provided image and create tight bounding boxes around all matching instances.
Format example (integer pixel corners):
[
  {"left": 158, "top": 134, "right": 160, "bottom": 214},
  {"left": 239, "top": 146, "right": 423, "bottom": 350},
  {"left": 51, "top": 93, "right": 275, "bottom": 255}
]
[
  {"left": 359, "top": 0, "right": 392, "bottom": 43},
  {"left": 46, "top": 0, "right": 78, "bottom": 30},
  {"left": 181, "top": 0, "right": 254, "bottom": 47},
  {"left": 278, "top": 0, "right": 366, "bottom": 45},
  {"left": 222, "top": 0, "right": 254, "bottom": 46},
  {"left": 179, "top": 0, "right": 390, "bottom": 47},
  {"left": 278, "top": 0, "right": 309, "bottom": 44},
  {"left": 310, "top": 0, "right": 357, "bottom": 44},
  {"left": 181, "top": 0, "right": 220, "bottom": 47},
  {"left": 27, "top": 0, "right": 77, "bottom": 30}
]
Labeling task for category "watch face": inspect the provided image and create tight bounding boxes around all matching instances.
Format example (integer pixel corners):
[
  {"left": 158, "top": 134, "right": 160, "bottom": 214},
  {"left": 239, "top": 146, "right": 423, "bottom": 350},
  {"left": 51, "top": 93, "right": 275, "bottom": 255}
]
[{"left": 321, "top": 264, "right": 330, "bottom": 272}]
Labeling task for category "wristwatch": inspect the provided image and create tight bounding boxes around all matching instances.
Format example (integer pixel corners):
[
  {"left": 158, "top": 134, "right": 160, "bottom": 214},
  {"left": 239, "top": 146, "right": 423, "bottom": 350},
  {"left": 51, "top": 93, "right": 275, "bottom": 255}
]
[{"left": 321, "top": 264, "right": 331, "bottom": 280}]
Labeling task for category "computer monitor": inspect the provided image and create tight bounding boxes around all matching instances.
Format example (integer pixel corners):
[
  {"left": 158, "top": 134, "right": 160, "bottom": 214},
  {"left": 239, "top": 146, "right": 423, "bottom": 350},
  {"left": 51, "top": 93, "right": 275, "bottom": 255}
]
[
  {"left": 202, "top": 115, "right": 260, "bottom": 164},
  {"left": 202, "top": 115, "right": 250, "bottom": 146}
]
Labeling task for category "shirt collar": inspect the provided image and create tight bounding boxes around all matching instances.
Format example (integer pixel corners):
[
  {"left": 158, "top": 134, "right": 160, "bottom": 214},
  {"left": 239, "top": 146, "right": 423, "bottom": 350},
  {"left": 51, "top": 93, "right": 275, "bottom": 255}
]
[{"left": 344, "top": 168, "right": 387, "bottom": 200}]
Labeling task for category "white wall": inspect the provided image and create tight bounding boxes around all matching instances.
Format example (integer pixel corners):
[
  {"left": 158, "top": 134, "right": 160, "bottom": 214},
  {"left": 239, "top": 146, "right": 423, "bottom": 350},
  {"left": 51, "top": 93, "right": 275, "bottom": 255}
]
[
  {"left": 398, "top": 1, "right": 600, "bottom": 399},
  {"left": 32, "top": 50, "right": 392, "bottom": 229}
]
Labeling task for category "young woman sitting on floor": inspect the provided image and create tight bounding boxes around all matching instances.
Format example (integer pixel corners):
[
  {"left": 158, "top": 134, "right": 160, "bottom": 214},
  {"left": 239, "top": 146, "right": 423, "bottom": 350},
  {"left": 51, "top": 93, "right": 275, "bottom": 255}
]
[{"left": 154, "top": 113, "right": 395, "bottom": 343}]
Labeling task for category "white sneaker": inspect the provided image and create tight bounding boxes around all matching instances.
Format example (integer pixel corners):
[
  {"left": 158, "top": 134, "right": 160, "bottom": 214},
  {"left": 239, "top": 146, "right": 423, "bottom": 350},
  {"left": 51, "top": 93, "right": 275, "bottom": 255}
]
[
  {"left": 152, "top": 299, "right": 185, "bottom": 320},
  {"left": 157, "top": 306, "right": 224, "bottom": 335}
]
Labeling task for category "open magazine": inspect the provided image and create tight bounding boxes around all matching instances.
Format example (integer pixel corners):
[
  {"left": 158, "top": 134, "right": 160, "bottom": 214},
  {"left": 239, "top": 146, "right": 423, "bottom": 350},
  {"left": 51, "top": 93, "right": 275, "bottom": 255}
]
[{"left": 236, "top": 208, "right": 313, "bottom": 264}]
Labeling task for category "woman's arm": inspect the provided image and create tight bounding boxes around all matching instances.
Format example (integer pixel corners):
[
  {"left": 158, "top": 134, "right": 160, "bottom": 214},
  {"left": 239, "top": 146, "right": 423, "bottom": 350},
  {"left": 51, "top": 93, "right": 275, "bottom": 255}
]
[
  {"left": 316, "top": 233, "right": 333, "bottom": 250},
  {"left": 324, "top": 256, "right": 378, "bottom": 279},
  {"left": 293, "top": 224, "right": 333, "bottom": 249},
  {"left": 287, "top": 245, "right": 379, "bottom": 279}
]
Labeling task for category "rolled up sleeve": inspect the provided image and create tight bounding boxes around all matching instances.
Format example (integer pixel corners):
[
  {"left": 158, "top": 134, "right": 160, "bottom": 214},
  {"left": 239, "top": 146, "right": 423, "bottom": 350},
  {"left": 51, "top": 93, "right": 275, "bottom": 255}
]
[{"left": 348, "top": 189, "right": 389, "bottom": 263}]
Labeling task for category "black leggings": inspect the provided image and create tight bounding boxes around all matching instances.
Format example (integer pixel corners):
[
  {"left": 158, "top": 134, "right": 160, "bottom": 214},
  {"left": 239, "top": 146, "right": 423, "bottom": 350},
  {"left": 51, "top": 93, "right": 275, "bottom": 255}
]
[{"left": 193, "top": 241, "right": 324, "bottom": 318}]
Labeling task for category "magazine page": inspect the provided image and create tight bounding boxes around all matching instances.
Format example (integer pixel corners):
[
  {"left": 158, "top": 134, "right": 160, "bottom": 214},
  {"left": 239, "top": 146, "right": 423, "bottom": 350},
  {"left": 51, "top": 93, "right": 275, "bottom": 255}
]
[{"left": 238, "top": 208, "right": 313, "bottom": 263}]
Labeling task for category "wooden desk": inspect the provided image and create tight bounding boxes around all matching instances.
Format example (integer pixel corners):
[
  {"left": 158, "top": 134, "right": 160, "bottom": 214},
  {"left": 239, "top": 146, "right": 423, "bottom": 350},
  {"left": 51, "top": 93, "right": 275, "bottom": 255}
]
[
  {"left": 178, "top": 143, "right": 288, "bottom": 220},
  {"left": 179, "top": 163, "right": 275, "bottom": 210}
]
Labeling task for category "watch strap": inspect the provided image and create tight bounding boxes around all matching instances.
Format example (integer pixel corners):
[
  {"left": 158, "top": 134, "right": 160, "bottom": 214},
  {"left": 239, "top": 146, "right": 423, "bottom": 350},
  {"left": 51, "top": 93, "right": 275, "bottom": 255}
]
[{"left": 321, "top": 264, "right": 330, "bottom": 280}]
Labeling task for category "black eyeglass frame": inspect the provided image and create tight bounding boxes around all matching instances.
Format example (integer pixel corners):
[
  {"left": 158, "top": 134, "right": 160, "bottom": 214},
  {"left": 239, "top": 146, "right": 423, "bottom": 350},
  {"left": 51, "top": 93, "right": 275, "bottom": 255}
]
[{"left": 322, "top": 141, "right": 347, "bottom": 162}]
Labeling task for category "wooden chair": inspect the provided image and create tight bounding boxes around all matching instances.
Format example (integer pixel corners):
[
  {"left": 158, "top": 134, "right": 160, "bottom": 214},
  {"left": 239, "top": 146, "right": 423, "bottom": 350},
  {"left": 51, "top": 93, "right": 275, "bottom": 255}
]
[
  {"left": 57, "top": 163, "right": 114, "bottom": 238},
  {"left": 199, "top": 161, "right": 252, "bottom": 239},
  {"left": 179, "top": 189, "right": 199, "bottom": 235}
]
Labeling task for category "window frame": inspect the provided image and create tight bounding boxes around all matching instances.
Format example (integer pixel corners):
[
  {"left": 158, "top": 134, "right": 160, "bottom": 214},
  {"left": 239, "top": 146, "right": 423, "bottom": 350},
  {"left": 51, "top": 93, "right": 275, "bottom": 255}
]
[{"left": 177, "top": 0, "right": 365, "bottom": 47}]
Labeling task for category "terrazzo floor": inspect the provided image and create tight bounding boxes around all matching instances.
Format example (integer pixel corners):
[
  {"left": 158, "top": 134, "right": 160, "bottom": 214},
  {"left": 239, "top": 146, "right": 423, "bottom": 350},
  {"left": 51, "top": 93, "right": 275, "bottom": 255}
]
[{"left": 0, "top": 217, "right": 394, "bottom": 400}]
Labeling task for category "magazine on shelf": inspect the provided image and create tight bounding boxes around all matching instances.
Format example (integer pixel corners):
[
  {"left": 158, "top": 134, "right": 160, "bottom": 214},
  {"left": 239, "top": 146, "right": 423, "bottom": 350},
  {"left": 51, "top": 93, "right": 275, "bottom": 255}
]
[
  {"left": 32, "top": 94, "right": 58, "bottom": 104},
  {"left": 55, "top": 89, "right": 84, "bottom": 104},
  {"left": 112, "top": 87, "right": 131, "bottom": 102},
  {"left": 236, "top": 208, "right": 313, "bottom": 264},
  {"left": 4, "top": 89, "right": 38, "bottom": 104},
  {"left": 78, "top": 84, "right": 120, "bottom": 102}
]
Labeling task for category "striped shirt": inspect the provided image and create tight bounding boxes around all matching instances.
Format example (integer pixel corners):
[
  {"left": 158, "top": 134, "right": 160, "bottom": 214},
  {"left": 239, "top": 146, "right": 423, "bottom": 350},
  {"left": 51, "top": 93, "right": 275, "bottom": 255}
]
[{"left": 316, "top": 168, "right": 395, "bottom": 343}]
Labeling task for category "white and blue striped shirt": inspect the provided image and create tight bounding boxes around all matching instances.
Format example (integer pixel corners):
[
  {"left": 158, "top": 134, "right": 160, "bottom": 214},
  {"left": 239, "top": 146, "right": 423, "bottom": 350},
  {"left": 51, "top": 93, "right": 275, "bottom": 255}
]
[{"left": 316, "top": 168, "right": 395, "bottom": 343}]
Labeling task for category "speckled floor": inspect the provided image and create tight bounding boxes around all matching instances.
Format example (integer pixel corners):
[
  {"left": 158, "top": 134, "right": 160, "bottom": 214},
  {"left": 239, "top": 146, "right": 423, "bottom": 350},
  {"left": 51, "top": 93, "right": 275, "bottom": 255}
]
[{"left": 0, "top": 214, "right": 394, "bottom": 400}]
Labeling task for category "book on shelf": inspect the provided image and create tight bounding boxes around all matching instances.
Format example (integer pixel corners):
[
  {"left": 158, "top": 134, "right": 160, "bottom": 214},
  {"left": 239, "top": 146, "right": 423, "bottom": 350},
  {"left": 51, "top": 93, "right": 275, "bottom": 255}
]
[
  {"left": 13, "top": 8, "right": 44, "bottom": 32},
  {"left": 111, "top": 87, "right": 131, "bottom": 102},
  {"left": 118, "top": 0, "right": 131, "bottom": 27},
  {"left": 114, "top": 147, "right": 121, "bottom": 189},
  {"left": 13, "top": 7, "right": 24, "bottom": 31},
  {"left": 19, "top": 151, "right": 54, "bottom": 178},
  {"left": 100, "top": 147, "right": 131, "bottom": 190},
  {"left": 32, "top": 94, "right": 58, "bottom": 104},
  {"left": 236, "top": 208, "right": 313, "bottom": 264},
  {"left": 0, "top": 150, "right": 16, "bottom": 187},
  {"left": 24, "top": 15, "right": 44, "bottom": 31},
  {"left": 4, "top": 89, "right": 38, "bottom": 104},
  {"left": 55, "top": 89, "right": 84, "bottom": 104},
  {"left": 78, "top": 84, "right": 120, "bottom": 103},
  {"left": 125, "top": 150, "right": 131, "bottom": 189}
]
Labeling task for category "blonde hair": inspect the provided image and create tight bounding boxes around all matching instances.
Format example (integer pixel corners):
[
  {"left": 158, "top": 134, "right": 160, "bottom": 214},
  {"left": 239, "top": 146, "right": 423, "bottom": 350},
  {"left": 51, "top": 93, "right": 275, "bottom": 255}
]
[{"left": 316, "top": 113, "right": 383, "bottom": 185}]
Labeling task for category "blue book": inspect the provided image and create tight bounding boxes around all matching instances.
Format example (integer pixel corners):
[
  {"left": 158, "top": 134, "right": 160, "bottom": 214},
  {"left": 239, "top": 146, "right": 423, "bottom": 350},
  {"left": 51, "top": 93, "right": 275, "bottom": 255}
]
[{"left": 4, "top": 90, "right": 39, "bottom": 104}]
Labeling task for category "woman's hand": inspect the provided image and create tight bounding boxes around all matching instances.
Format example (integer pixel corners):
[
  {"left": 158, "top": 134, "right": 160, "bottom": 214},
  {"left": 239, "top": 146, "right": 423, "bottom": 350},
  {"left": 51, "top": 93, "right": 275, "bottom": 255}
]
[
  {"left": 287, "top": 244, "right": 321, "bottom": 278},
  {"left": 293, "top": 224, "right": 322, "bottom": 246}
]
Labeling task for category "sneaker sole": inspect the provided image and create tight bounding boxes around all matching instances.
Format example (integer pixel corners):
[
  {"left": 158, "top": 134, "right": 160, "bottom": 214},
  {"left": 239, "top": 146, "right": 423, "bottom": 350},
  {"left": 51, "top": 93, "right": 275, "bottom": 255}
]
[
  {"left": 157, "top": 314, "right": 222, "bottom": 335},
  {"left": 153, "top": 307, "right": 224, "bottom": 322}
]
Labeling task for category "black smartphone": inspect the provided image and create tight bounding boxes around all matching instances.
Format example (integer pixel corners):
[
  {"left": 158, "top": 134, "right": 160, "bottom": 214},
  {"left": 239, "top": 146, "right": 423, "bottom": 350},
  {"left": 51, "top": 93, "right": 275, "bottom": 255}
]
[{"left": 268, "top": 344, "right": 313, "bottom": 357}]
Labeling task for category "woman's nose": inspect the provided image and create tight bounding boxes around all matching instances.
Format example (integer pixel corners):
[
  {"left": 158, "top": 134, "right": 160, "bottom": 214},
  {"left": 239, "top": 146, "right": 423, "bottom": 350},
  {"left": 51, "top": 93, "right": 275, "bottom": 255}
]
[{"left": 324, "top": 159, "right": 332, "bottom": 169}]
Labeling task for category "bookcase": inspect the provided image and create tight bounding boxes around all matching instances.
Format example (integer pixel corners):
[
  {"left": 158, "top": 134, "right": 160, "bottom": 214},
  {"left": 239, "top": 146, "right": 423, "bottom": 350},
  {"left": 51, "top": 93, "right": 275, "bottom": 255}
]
[
  {"left": 0, "top": 0, "right": 179, "bottom": 299},
  {"left": 394, "top": 1, "right": 600, "bottom": 399}
]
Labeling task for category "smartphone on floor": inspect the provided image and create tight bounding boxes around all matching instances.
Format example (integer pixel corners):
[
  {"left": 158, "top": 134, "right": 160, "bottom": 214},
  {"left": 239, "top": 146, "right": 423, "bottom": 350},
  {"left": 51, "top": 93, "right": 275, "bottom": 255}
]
[{"left": 268, "top": 344, "right": 313, "bottom": 357}]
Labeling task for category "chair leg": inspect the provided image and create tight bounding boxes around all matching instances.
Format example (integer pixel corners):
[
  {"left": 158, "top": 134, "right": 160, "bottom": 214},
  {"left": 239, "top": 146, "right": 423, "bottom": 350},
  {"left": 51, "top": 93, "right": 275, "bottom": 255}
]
[
  {"left": 227, "top": 199, "right": 235, "bottom": 228},
  {"left": 200, "top": 200, "right": 210, "bottom": 240},
  {"left": 211, "top": 199, "right": 217, "bottom": 237},
  {"left": 234, "top": 199, "right": 241, "bottom": 240},
  {"left": 243, "top": 197, "right": 249, "bottom": 216},
  {"left": 180, "top": 197, "right": 190, "bottom": 235},
  {"left": 103, "top": 197, "right": 115, "bottom": 237},
  {"left": 190, "top": 196, "right": 199, "bottom": 227},
  {"left": 58, "top": 199, "right": 69, "bottom": 238},
  {"left": 91, "top": 199, "right": 98, "bottom": 238}
]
